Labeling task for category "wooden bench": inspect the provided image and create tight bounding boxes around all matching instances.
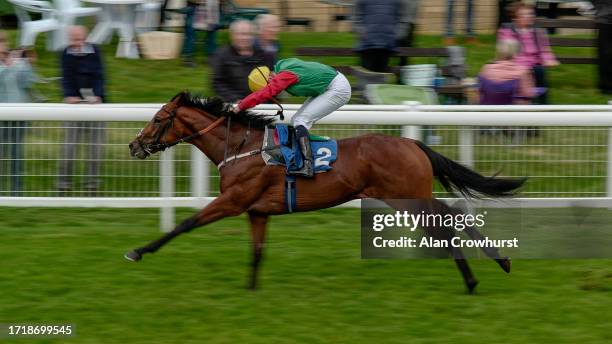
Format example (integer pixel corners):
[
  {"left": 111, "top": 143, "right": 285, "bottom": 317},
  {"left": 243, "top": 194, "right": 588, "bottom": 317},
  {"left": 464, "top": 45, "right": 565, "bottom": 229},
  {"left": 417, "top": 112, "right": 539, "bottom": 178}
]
[
  {"left": 535, "top": 2, "right": 584, "bottom": 34},
  {"left": 536, "top": 5, "right": 583, "bottom": 19},
  {"left": 534, "top": 18, "right": 597, "bottom": 64}
]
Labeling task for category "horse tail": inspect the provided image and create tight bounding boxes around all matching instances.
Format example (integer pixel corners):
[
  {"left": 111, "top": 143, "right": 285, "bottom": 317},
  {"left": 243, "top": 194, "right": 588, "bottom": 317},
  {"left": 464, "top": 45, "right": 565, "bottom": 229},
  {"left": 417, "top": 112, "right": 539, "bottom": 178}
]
[{"left": 414, "top": 140, "right": 526, "bottom": 198}]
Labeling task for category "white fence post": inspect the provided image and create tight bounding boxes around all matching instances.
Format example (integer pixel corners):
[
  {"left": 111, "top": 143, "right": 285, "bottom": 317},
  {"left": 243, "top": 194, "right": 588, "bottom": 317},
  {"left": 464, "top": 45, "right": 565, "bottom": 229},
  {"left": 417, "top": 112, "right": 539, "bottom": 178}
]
[
  {"left": 402, "top": 101, "right": 422, "bottom": 141},
  {"left": 608, "top": 101, "right": 612, "bottom": 198},
  {"left": 608, "top": 128, "right": 612, "bottom": 198},
  {"left": 160, "top": 149, "right": 175, "bottom": 232},
  {"left": 459, "top": 127, "right": 474, "bottom": 168},
  {"left": 190, "top": 145, "right": 209, "bottom": 200}
]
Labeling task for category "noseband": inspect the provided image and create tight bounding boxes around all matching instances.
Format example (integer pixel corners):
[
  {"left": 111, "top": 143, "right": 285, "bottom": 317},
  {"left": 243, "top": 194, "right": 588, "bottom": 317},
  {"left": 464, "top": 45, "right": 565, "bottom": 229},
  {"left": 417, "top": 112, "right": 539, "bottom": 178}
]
[{"left": 146, "top": 106, "right": 226, "bottom": 152}]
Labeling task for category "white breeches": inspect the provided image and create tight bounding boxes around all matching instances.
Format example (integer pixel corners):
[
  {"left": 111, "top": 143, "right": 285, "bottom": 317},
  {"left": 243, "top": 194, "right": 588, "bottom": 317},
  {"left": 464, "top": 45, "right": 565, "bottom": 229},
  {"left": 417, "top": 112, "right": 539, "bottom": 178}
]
[{"left": 291, "top": 72, "right": 352, "bottom": 129}]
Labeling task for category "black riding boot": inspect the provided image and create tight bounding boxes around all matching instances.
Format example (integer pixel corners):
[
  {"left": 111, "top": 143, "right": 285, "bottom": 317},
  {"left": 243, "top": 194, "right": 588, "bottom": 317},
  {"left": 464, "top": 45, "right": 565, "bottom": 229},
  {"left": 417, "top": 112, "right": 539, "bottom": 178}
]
[{"left": 290, "top": 126, "right": 314, "bottom": 178}]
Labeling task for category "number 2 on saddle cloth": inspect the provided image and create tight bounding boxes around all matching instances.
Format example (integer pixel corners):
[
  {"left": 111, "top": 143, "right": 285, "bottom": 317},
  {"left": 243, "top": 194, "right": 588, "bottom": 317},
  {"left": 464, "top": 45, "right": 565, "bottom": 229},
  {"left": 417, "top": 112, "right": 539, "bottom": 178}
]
[{"left": 270, "top": 124, "right": 337, "bottom": 173}]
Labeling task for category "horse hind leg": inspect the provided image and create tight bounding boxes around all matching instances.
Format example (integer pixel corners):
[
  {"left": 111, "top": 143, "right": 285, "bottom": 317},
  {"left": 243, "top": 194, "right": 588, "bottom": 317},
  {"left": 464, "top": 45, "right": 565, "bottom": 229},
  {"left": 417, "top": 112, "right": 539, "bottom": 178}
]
[
  {"left": 422, "top": 225, "right": 479, "bottom": 294},
  {"left": 388, "top": 199, "right": 479, "bottom": 294},
  {"left": 434, "top": 199, "right": 512, "bottom": 273},
  {"left": 422, "top": 200, "right": 480, "bottom": 293},
  {"left": 464, "top": 226, "right": 511, "bottom": 273},
  {"left": 454, "top": 257, "right": 479, "bottom": 294}
]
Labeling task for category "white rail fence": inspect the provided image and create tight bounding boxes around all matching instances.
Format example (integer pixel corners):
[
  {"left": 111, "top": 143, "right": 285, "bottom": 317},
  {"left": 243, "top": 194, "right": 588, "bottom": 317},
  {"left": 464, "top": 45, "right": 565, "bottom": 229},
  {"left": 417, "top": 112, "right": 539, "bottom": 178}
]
[{"left": 1, "top": 103, "right": 612, "bottom": 230}]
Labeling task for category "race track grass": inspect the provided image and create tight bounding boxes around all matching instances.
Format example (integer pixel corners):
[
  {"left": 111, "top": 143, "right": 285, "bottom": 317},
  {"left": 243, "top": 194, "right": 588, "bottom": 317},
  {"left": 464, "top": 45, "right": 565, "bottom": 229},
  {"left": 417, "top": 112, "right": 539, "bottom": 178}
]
[{"left": 1, "top": 207, "right": 611, "bottom": 344}]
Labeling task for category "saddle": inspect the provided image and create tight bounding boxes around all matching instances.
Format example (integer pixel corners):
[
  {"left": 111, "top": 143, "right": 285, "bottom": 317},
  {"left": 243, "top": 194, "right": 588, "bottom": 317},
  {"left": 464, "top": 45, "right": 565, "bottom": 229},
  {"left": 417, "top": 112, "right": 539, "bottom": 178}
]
[
  {"left": 262, "top": 124, "right": 337, "bottom": 174},
  {"left": 262, "top": 124, "right": 338, "bottom": 213}
]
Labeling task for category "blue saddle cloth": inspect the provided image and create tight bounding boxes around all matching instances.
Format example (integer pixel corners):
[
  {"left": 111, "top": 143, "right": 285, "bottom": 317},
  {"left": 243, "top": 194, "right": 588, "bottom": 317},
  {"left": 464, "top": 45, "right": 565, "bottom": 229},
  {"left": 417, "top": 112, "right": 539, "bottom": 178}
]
[{"left": 273, "top": 124, "right": 337, "bottom": 174}]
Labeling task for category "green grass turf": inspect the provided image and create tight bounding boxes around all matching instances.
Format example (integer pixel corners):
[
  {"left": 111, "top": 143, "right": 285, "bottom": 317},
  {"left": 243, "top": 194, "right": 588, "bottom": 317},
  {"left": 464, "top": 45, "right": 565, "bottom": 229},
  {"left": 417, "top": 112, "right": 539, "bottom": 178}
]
[{"left": 1, "top": 207, "right": 611, "bottom": 343}]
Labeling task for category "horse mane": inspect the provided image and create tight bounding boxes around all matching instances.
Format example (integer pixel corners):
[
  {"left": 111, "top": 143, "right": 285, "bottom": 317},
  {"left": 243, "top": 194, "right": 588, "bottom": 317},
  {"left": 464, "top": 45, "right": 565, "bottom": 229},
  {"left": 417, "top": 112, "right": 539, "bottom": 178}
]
[{"left": 172, "top": 91, "right": 277, "bottom": 130}]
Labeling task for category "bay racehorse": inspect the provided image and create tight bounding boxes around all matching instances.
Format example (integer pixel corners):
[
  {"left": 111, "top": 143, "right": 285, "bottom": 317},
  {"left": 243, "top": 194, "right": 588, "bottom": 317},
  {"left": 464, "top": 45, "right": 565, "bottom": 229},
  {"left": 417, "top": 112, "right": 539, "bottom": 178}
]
[{"left": 126, "top": 92, "right": 524, "bottom": 293}]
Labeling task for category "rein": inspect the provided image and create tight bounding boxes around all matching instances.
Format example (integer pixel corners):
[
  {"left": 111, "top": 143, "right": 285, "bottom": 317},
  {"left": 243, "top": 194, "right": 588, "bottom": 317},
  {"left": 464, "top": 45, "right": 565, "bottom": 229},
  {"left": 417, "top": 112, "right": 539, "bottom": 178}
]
[{"left": 221, "top": 115, "right": 254, "bottom": 169}]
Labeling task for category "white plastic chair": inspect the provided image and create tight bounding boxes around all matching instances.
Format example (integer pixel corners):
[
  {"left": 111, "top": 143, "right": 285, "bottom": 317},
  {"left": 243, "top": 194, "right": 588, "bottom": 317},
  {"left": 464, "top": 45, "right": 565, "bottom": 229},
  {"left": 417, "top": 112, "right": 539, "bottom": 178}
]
[
  {"left": 8, "top": 0, "right": 62, "bottom": 50},
  {"left": 53, "top": 0, "right": 101, "bottom": 47},
  {"left": 53, "top": 0, "right": 101, "bottom": 22}
]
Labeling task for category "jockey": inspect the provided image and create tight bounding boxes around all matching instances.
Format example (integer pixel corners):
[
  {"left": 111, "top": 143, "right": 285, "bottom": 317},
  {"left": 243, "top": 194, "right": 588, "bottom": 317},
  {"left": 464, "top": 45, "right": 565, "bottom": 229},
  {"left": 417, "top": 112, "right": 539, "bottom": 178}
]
[{"left": 233, "top": 58, "right": 352, "bottom": 178}]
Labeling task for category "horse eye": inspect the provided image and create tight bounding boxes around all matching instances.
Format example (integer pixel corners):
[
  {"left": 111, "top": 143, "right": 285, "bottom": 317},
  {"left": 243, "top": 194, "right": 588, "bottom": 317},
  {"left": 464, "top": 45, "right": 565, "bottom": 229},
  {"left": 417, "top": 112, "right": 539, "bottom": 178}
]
[{"left": 154, "top": 117, "right": 161, "bottom": 123}]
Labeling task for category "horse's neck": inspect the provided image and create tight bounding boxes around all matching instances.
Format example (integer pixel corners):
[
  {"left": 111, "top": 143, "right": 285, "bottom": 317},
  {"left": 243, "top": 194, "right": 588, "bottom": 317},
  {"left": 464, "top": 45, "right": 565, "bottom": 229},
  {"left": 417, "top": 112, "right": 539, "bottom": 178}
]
[{"left": 190, "top": 124, "right": 264, "bottom": 166}]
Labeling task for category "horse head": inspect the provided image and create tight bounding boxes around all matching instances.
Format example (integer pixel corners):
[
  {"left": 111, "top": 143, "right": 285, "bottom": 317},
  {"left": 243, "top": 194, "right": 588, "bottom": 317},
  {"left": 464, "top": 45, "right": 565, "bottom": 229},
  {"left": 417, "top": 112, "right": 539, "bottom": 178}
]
[{"left": 129, "top": 92, "right": 228, "bottom": 159}]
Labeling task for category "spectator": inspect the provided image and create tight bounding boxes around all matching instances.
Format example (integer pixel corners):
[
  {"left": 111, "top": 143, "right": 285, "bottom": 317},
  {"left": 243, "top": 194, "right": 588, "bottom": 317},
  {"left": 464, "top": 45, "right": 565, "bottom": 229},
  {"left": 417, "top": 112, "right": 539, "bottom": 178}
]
[
  {"left": 0, "top": 32, "right": 37, "bottom": 196},
  {"left": 58, "top": 26, "right": 106, "bottom": 196},
  {"left": 254, "top": 14, "right": 281, "bottom": 63},
  {"left": 497, "top": 2, "right": 559, "bottom": 104},
  {"left": 479, "top": 39, "right": 535, "bottom": 104},
  {"left": 397, "top": 0, "right": 420, "bottom": 66},
  {"left": 445, "top": 0, "right": 477, "bottom": 45},
  {"left": 182, "top": 0, "right": 220, "bottom": 67},
  {"left": 212, "top": 20, "right": 274, "bottom": 102},
  {"left": 592, "top": 0, "right": 612, "bottom": 94},
  {"left": 353, "top": 0, "right": 402, "bottom": 73}
]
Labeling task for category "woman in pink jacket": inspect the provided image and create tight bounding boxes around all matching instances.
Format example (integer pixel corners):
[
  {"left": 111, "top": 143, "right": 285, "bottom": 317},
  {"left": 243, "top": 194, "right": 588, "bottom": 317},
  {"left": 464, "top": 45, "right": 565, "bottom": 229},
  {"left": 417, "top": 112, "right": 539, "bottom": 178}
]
[{"left": 497, "top": 2, "right": 559, "bottom": 104}]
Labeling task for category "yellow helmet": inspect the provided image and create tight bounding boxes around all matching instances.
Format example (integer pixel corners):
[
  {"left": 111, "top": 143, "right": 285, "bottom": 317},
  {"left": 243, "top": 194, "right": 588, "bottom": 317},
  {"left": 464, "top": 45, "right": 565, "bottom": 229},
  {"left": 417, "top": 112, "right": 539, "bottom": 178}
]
[{"left": 248, "top": 66, "right": 271, "bottom": 92}]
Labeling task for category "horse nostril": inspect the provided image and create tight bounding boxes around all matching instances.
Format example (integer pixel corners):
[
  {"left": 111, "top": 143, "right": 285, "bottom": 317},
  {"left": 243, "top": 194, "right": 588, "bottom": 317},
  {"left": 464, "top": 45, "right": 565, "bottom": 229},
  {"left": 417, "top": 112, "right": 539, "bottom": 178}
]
[{"left": 129, "top": 142, "right": 134, "bottom": 150}]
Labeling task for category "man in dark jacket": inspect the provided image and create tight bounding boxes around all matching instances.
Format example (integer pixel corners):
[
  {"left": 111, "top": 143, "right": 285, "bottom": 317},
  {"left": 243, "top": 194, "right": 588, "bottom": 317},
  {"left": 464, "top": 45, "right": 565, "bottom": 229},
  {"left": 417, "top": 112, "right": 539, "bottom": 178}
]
[
  {"left": 353, "top": 0, "right": 402, "bottom": 72},
  {"left": 592, "top": 0, "right": 612, "bottom": 94},
  {"left": 61, "top": 27, "right": 105, "bottom": 104},
  {"left": 211, "top": 20, "right": 274, "bottom": 102},
  {"left": 58, "top": 25, "right": 106, "bottom": 196}
]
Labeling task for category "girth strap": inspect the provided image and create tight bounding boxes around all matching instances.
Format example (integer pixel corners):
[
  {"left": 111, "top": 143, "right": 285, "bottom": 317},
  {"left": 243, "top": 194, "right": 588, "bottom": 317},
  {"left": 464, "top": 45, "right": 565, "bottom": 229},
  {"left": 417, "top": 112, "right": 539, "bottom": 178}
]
[{"left": 285, "top": 175, "right": 297, "bottom": 213}]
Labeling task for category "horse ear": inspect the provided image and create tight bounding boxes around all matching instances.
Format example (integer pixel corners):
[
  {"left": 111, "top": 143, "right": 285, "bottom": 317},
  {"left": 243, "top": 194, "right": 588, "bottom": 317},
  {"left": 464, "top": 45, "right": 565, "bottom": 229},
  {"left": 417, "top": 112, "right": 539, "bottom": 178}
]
[
  {"left": 170, "top": 91, "right": 190, "bottom": 105},
  {"left": 170, "top": 93, "right": 181, "bottom": 104}
]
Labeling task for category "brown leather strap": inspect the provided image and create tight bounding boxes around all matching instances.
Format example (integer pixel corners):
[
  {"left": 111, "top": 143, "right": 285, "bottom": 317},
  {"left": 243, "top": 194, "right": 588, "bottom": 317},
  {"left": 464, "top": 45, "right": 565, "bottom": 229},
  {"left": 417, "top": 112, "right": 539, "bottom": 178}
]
[{"left": 195, "top": 116, "right": 226, "bottom": 136}]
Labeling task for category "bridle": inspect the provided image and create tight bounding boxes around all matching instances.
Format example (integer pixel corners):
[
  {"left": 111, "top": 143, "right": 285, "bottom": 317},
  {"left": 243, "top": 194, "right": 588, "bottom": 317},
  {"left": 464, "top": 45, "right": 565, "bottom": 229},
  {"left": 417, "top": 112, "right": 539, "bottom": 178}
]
[
  {"left": 144, "top": 106, "right": 226, "bottom": 152},
  {"left": 141, "top": 102, "right": 284, "bottom": 169}
]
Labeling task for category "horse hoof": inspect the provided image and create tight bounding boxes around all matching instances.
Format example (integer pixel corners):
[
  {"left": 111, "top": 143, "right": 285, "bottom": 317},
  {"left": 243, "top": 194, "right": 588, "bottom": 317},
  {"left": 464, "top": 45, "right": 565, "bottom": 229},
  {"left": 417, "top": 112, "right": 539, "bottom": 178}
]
[
  {"left": 467, "top": 279, "right": 479, "bottom": 294},
  {"left": 498, "top": 256, "right": 512, "bottom": 273},
  {"left": 124, "top": 250, "right": 142, "bottom": 262}
]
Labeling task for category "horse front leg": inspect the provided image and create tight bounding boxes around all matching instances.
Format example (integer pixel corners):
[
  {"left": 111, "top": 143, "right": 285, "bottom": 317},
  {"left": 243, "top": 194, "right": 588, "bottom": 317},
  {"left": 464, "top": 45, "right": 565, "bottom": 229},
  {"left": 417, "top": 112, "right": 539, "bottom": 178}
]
[
  {"left": 124, "top": 193, "right": 246, "bottom": 262},
  {"left": 247, "top": 212, "right": 268, "bottom": 290}
]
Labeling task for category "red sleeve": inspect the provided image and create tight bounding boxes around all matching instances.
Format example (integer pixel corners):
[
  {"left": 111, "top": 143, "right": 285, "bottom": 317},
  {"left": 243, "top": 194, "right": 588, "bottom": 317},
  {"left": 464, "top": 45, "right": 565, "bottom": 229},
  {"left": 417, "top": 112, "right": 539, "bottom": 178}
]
[{"left": 237, "top": 71, "right": 299, "bottom": 110}]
